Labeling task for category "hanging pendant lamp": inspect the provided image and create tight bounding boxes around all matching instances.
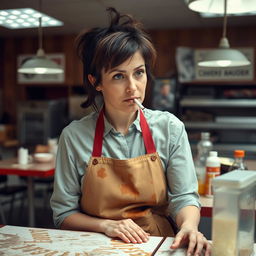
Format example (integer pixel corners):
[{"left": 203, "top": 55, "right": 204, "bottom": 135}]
[
  {"left": 187, "top": 0, "right": 256, "bottom": 14},
  {"left": 18, "top": 1, "right": 63, "bottom": 74},
  {"left": 198, "top": 0, "right": 250, "bottom": 67}
]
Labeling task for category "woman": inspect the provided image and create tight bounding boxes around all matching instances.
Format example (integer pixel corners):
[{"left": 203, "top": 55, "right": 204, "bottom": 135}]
[{"left": 51, "top": 7, "right": 211, "bottom": 255}]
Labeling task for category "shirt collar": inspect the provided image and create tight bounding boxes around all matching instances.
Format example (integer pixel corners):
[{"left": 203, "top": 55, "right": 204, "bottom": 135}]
[
  {"left": 133, "top": 110, "right": 142, "bottom": 133},
  {"left": 103, "top": 110, "right": 142, "bottom": 137}
]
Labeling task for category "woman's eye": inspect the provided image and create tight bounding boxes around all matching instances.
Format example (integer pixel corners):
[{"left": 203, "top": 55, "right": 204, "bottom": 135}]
[
  {"left": 135, "top": 69, "right": 145, "bottom": 77},
  {"left": 113, "top": 73, "right": 124, "bottom": 80}
]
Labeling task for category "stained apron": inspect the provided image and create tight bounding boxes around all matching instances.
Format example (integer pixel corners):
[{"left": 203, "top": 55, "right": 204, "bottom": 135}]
[{"left": 80, "top": 108, "right": 174, "bottom": 236}]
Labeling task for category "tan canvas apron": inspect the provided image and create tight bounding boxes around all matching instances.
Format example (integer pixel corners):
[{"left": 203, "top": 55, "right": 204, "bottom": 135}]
[{"left": 80, "top": 108, "right": 174, "bottom": 236}]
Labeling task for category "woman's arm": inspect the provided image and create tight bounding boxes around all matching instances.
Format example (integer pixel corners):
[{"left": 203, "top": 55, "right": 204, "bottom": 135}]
[
  {"left": 170, "top": 206, "right": 211, "bottom": 256},
  {"left": 61, "top": 212, "right": 149, "bottom": 244},
  {"left": 163, "top": 117, "right": 211, "bottom": 255},
  {"left": 175, "top": 205, "right": 200, "bottom": 230}
]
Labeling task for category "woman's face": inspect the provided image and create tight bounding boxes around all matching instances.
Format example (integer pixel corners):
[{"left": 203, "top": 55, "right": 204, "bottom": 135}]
[{"left": 96, "top": 51, "right": 147, "bottom": 114}]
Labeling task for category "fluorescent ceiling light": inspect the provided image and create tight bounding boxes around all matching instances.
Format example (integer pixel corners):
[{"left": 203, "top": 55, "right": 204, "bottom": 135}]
[{"left": 0, "top": 8, "right": 63, "bottom": 29}]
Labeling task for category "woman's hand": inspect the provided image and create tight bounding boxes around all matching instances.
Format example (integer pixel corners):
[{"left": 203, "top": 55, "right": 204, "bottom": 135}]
[
  {"left": 100, "top": 218, "right": 149, "bottom": 244},
  {"left": 170, "top": 225, "right": 211, "bottom": 256}
]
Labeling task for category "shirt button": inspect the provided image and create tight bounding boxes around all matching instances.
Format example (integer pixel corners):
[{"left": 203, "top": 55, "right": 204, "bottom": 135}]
[
  {"left": 151, "top": 155, "right": 157, "bottom": 161},
  {"left": 92, "top": 159, "right": 98, "bottom": 165}
]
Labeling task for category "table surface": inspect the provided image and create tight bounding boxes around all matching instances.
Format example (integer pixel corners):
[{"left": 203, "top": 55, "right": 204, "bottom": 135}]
[
  {"left": 0, "top": 225, "right": 174, "bottom": 256},
  {"left": 0, "top": 157, "right": 55, "bottom": 177},
  {"left": 0, "top": 225, "right": 255, "bottom": 256},
  {"left": 200, "top": 196, "right": 213, "bottom": 208}
]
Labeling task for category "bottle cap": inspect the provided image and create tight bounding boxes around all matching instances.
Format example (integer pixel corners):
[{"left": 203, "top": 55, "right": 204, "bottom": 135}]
[
  {"left": 234, "top": 150, "right": 245, "bottom": 158},
  {"left": 209, "top": 151, "right": 218, "bottom": 157}
]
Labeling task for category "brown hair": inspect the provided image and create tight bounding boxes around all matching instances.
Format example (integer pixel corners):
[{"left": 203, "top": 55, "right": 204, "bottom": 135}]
[{"left": 76, "top": 7, "right": 156, "bottom": 111}]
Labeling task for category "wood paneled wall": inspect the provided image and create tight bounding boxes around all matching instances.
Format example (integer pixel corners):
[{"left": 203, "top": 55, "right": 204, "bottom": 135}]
[
  {"left": 1, "top": 25, "right": 256, "bottom": 123},
  {"left": 149, "top": 26, "right": 256, "bottom": 77}
]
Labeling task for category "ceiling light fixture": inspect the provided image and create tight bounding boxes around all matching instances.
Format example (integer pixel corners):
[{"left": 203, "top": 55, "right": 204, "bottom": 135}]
[
  {"left": 197, "top": 0, "right": 250, "bottom": 67},
  {"left": 200, "top": 10, "right": 256, "bottom": 18},
  {"left": 187, "top": 0, "right": 256, "bottom": 14},
  {"left": 18, "top": 1, "right": 63, "bottom": 74}
]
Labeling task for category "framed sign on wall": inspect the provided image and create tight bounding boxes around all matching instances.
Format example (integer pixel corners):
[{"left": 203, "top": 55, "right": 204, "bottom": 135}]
[
  {"left": 176, "top": 47, "right": 195, "bottom": 83},
  {"left": 194, "top": 48, "right": 254, "bottom": 81},
  {"left": 17, "top": 53, "right": 65, "bottom": 84},
  {"left": 176, "top": 47, "right": 254, "bottom": 82}
]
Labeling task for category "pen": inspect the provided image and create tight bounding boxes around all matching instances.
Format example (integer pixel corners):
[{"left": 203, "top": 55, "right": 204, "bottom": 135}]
[{"left": 134, "top": 99, "right": 145, "bottom": 110}]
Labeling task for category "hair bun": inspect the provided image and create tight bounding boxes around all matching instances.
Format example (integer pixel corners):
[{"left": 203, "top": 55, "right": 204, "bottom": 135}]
[{"left": 107, "top": 7, "right": 142, "bottom": 30}]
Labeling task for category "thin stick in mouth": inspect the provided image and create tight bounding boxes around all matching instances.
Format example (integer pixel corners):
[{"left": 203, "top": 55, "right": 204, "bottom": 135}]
[{"left": 134, "top": 98, "right": 145, "bottom": 110}]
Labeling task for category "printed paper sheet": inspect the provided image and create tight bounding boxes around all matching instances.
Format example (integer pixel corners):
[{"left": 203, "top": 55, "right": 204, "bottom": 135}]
[
  {"left": 155, "top": 237, "right": 187, "bottom": 255},
  {"left": 0, "top": 225, "right": 164, "bottom": 256}
]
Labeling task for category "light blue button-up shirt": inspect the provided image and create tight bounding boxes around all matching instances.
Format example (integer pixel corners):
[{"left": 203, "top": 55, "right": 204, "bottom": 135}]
[{"left": 50, "top": 108, "right": 200, "bottom": 228}]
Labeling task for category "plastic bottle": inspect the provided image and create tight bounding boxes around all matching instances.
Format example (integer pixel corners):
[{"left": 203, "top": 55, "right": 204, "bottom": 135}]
[
  {"left": 228, "top": 150, "right": 248, "bottom": 172},
  {"left": 205, "top": 151, "right": 221, "bottom": 197},
  {"left": 194, "top": 132, "right": 213, "bottom": 195}
]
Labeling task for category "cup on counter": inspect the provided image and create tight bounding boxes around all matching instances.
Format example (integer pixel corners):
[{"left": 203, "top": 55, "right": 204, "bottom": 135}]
[
  {"left": 48, "top": 138, "right": 58, "bottom": 155},
  {"left": 18, "top": 147, "right": 32, "bottom": 165}
]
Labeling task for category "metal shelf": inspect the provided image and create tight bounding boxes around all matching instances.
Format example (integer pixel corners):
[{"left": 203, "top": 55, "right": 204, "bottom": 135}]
[
  {"left": 191, "top": 143, "right": 256, "bottom": 151},
  {"left": 190, "top": 143, "right": 256, "bottom": 158},
  {"left": 212, "top": 144, "right": 256, "bottom": 152},
  {"left": 180, "top": 98, "right": 256, "bottom": 107},
  {"left": 184, "top": 121, "right": 256, "bottom": 130}
]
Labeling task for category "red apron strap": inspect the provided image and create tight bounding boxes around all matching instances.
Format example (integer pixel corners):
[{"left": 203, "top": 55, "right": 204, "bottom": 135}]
[
  {"left": 92, "top": 108, "right": 156, "bottom": 157},
  {"left": 139, "top": 109, "right": 156, "bottom": 154},
  {"left": 92, "top": 108, "right": 104, "bottom": 157}
]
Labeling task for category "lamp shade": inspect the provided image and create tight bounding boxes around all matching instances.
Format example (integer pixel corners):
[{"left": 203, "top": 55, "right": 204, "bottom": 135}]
[
  {"left": 198, "top": 48, "right": 251, "bottom": 67},
  {"left": 187, "top": 0, "right": 256, "bottom": 14},
  {"left": 18, "top": 49, "right": 64, "bottom": 74},
  {"left": 198, "top": 37, "right": 250, "bottom": 67}
]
